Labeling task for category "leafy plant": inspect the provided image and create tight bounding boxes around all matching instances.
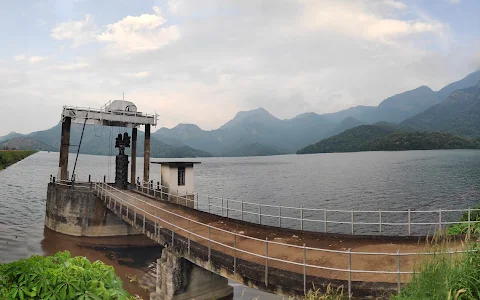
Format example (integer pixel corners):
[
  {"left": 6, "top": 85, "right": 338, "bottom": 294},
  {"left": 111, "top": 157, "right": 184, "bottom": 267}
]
[{"left": 0, "top": 251, "right": 136, "bottom": 299}]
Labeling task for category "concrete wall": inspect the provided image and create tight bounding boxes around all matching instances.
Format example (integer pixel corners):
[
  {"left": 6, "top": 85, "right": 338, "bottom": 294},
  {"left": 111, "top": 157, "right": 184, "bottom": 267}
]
[
  {"left": 150, "top": 248, "right": 233, "bottom": 300},
  {"left": 45, "top": 183, "right": 140, "bottom": 237},
  {"left": 160, "top": 165, "right": 194, "bottom": 196}
]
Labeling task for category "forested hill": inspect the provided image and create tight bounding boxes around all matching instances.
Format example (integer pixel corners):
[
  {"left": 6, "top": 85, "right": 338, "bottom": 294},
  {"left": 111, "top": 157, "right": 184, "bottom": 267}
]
[{"left": 297, "top": 124, "right": 479, "bottom": 154}]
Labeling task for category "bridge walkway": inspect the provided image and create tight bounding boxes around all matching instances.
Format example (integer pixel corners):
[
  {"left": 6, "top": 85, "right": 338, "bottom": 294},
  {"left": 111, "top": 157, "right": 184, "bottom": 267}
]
[{"left": 94, "top": 183, "right": 464, "bottom": 297}]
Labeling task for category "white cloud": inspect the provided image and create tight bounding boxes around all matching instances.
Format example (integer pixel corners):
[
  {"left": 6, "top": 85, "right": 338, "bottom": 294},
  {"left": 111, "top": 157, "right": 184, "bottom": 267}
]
[
  {"left": 51, "top": 7, "right": 180, "bottom": 53},
  {"left": 167, "top": 0, "right": 185, "bottom": 14},
  {"left": 51, "top": 15, "right": 96, "bottom": 47},
  {"left": 301, "top": 0, "right": 445, "bottom": 44},
  {"left": 122, "top": 71, "right": 149, "bottom": 79},
  {"left": 14, "top": 55, "right": 26, "bottom": 61},
  {"left": 448, "top": 0, "right": 461, "bottom": 4},
  {"left": 56, "top": 62, "right": 90, "bottom": 71},
  {"left": 29, "top": 56, "right": 48, "bottom": 63}
]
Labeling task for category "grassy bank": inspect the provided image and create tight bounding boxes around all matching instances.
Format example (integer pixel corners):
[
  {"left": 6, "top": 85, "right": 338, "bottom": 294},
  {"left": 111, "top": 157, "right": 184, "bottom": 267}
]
[
  {"left": 0, "top": 251, "right": 137, "bottom": 299},
  {"left": 0, "top": 150, "right": 36, "bottom": 170}
]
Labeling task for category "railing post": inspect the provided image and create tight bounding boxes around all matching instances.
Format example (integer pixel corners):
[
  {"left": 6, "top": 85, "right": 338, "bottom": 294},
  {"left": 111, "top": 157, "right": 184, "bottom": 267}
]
[
  {"left": 154, "top": 211, "right": 157, "bottom": 237},
  {"left": 143, "top": 214, "right": 145, "bottom": 233},
  {"left": 234, "top": 234, "right": 237, "bottom": 274},
  {"left": 172, "top": 214, "right": 175, "bottom": 247},
  {"left": 221, "top": 197, "right": 224, "bottom": 217},
  {"left": 301, "top": 207, "right": 304, "bottom": 231},
  {"left": 103, "top": 175, "right": 106, "bottom": 183},
  {"left": 324, "top": 210, "right": 327, "bottom": 233},
  {"left": 208, "top": 226, "right": 211, "bottom": 263},
  {"left": 408, "top": 209, "right": 411, "bottom": 236},
  {"left": 176, "top": 189, "right": 179, "bottom": 205},
  {"left": 468, "top": 208, "right": 471, "bottom": 235},
  {"left": 185, "top": 190, "right": 188, "bottom": 207},
  {"left": 279, "top": 205, "right": 282, "bottom": 228},
  {"left": 208, "top": 195, "right": 210, "bottom": 214},
  {"left": 303, "top": 244, "right": 307, "bottom": 295},
  {"left": 397, "top": 250, "right": 401, "bottom": 293},
  {"left": 226, "top": 198, "right": 229, "bottom": 218},
  {"left": 379, "top": 210, "right": 382, "bottom": 235},
  {"left": 134, "top": 210, "right": 137, "bottom": 225},
  {"left": 258, "top": 204, "right": 261, "bottom": 224},
  {"left": 241, "top": 200, "right": 244, "bottom": 221},
  {"left": 438, "top": 209, "right": 442, "bottom": 231},
  {"left": 351, "top": 209, "right": 354, "bottom": 235},
  {"left": 265, "top": 238, "right": 269, "bottom": 286},
  {"left": 88, "top": 175, "right": 91, "bottom": 182},
  {"left": 188, "top": 219, "right": 191, "bottom": 256},
  {"left": 348, "top": 248, "right": 352, "bottom": 299}
]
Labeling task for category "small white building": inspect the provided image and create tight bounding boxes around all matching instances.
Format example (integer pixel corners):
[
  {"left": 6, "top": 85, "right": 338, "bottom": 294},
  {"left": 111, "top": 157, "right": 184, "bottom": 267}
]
[{"left": 152, "top": 161, "right": 200, "bottom": 207}]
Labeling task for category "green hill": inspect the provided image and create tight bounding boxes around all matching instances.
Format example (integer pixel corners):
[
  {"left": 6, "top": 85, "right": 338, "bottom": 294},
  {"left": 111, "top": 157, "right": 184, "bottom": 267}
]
[
  {"left": 297, "top": 124, "right": 397, "bottom": 153},
  {"left": 402, "top": 83, "right": 480, "bottom": 137},
  {"left": 0, "top": 137, "right": 55, "bottom": 151},
  {"left": 297, "top": 124, "right": 479, "bottom": 154}
]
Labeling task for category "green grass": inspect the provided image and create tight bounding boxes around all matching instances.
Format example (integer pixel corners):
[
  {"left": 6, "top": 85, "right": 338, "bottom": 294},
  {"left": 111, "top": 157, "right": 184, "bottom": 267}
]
[
  {"left": 447, "top": 206, "right": 480, "bottom": 235},
  {"left": 392, "top": 240, "right": 480, "bottom": 300},
  {"left": 0, "top": 150, "right": 36, "bottom": 170},
  {"left": 0, "top": 251, "right": 135, "bottom": 299}
]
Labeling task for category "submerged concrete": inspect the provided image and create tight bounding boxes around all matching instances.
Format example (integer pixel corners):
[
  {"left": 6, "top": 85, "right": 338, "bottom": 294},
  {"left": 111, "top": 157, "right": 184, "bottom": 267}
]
[
  {"left": 45, "top": 183, "right": 140, "bottom": 236},
  {"left": 150, "top": 248, "right": 233, "bottom": 300}
]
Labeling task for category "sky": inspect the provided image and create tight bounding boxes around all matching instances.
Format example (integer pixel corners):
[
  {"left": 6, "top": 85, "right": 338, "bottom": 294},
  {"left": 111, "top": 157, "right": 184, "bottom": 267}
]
[{"left": 1, "top": 0, "right": 479, "bottom": 135}]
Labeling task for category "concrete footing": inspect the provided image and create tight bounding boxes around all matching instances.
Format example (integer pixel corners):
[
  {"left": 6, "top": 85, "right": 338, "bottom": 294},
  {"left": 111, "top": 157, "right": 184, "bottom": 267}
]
[
  {"left": 45, "top": 183, "right": 140, "bottom": 237},
  {"left": 150, "top": 247, "right": 233, "bottom": 300}
]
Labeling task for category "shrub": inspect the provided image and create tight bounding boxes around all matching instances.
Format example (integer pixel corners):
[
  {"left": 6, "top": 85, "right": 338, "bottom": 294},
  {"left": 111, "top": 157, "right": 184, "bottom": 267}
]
[
  {"left": 393, "top": 244, "right": 480, "bottom": 300},
  {"left": 0, "top": 251, "right": 134, "bottom": 299}
]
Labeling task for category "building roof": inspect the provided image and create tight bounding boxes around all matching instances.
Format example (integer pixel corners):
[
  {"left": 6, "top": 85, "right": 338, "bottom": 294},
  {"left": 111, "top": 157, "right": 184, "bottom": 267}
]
[{"left": 151, "top": 161, "right": 201, "bottom": 167}]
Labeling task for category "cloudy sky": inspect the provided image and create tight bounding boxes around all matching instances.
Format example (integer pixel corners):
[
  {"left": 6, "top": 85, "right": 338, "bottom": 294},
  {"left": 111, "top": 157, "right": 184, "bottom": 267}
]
[{"left": 1, "top": 0, "right": 479, "bottom": 135}]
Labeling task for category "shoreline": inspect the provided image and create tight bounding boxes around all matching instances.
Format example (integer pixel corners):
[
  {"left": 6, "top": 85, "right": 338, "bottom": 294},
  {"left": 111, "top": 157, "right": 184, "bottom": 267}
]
[{"left": 0, "top": 150, "right": 37, "bottom": 170}]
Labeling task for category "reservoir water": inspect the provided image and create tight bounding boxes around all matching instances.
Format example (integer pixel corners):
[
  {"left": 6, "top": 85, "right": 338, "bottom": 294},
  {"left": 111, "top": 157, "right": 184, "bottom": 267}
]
[{"left": 1, "top": 150, "right": 480, "bottom": 298}]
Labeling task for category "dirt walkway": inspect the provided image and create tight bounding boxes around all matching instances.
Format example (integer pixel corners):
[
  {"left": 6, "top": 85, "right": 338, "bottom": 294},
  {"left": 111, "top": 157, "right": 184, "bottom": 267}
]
[{"left": 108, "top": 189, "right": 464, "bottom": 284}]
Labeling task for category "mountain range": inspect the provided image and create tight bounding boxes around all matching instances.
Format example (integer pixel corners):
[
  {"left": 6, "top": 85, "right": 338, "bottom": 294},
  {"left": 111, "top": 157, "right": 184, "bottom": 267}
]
[{"left": 1, "top": 69, "right": 480, "bottom": 157}]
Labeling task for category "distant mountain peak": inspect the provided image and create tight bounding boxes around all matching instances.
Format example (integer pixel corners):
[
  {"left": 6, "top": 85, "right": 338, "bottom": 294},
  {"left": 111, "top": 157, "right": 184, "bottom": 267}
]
[
  {"left": 174, "top": 123, "right": 202, "bottom": 130},
  {"left": 220, "top": 107, "right": 280, "bottom": 129}
]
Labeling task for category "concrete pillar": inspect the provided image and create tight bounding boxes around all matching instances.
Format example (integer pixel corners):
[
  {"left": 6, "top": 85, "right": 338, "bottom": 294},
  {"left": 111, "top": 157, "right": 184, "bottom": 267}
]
[
  {"left": 131, "top": 128, "right": 137, "bottom": 184},
  {"left": 144, "top": 124, "right": 151, "bottom": 183},
  {"left": 59, "top": 116, "right": 71, "bottom": 181},
  {"left": 151, "top": 248, "right": 233, "bottom": 300}
]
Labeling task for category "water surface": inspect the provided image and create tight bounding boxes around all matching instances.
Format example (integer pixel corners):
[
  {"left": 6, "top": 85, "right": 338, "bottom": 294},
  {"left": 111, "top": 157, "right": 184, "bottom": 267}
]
[{"left": 1, "top": 150, "right": 480, "bottom": 298}]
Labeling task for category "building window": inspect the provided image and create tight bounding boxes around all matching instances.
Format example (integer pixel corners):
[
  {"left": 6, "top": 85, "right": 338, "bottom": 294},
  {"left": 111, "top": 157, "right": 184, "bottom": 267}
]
[{"left": 178, "top": 167, "right": 185, "bottom": 186}]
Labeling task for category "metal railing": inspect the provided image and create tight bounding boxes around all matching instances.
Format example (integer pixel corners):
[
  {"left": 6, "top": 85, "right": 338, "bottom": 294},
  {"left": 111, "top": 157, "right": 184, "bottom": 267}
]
[
  {"left": 95, "top": 182, "right": 472, "bottom": 298},
  {"left": 136, "top": 181, "right": 479, "bottom": 237}
]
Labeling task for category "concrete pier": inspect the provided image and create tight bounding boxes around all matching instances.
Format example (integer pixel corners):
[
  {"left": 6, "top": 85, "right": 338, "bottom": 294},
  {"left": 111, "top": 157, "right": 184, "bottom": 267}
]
[
  {"left": 150, "top": 248, "right": 233, "bottom": 300},
  {"left": 45, "top": 183, "right": 139, "bottom": 236}
]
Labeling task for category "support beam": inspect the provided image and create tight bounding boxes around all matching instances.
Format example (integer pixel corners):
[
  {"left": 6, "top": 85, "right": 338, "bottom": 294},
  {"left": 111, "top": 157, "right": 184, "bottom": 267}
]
[
  {"left": 130, "top": 128, "right": 137, "bottom": 184},
  {"left": 59, "top": 116, "right": 71, "bottom": 181},
  {"left": 144, "top": 124, "right": 151, "bottom": 183}
]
